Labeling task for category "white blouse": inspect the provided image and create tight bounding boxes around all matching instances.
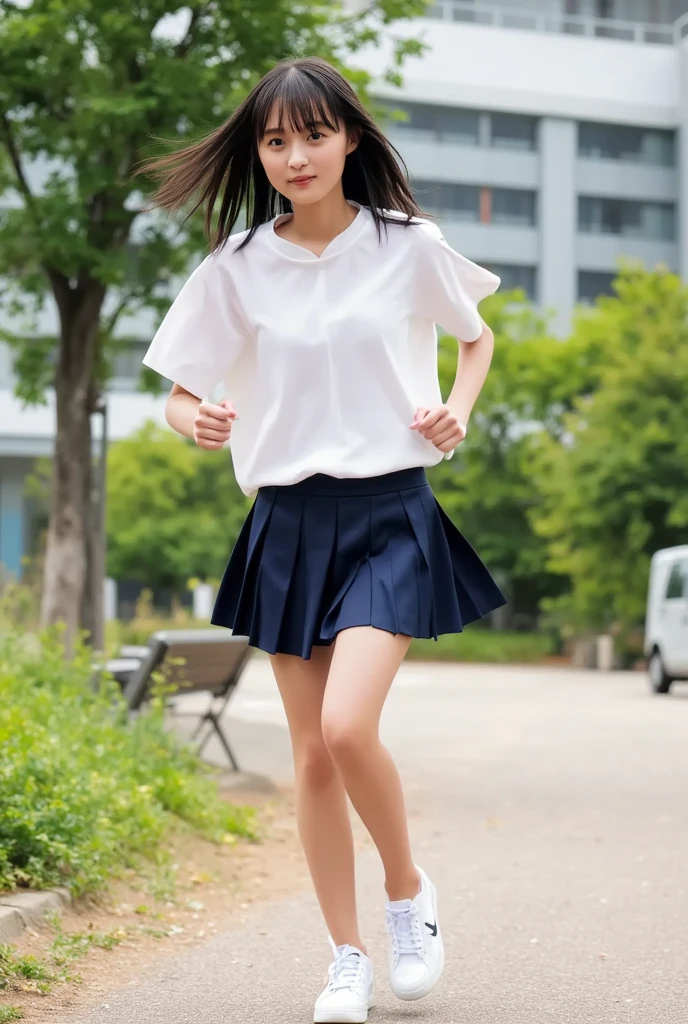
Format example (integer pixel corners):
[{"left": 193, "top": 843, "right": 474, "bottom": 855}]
[{"left": 142, "top": 202, "right": 499, "bottom": 498}]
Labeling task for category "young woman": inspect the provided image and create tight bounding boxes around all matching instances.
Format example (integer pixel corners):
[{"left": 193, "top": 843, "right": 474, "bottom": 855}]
[{"left": 140, "top": 56, "right": 505, "bottom": 1024}]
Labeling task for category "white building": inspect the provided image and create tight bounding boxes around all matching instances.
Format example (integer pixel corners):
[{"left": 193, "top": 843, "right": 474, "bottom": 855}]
[
  {"left": 1, "top": 0, "right": 687, "bottom": 577},
  {"left": 366, "top": 0, "right": 688, "bottom": 331}
]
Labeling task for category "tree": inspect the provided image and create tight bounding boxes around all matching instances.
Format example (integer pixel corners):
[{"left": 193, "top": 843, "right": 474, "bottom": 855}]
[
  {"left": 0, "top": 0, "right": 425, "bottom": 654},
  {"left": 529, "top": 267, "right": 688, "bottom": 636},
  {"left": 105, "top": 422, "right": 251, "bottom": 589},
  {"left": 431, "top": 290, "right": 603, "bottom": 624}
]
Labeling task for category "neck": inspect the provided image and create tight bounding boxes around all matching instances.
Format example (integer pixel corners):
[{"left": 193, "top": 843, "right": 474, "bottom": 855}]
[{"left": 288, "top": 187, "right": 356, "bottom": 242}]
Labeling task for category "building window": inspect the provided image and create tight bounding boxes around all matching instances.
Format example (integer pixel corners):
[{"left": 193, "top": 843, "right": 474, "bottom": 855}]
[
  {"left": 396, "top": 102, "right": 435, "bottom": 138},
  {"left": 578, "top": 196, "right": 676, "bottom": 241},
  {"left": 492, "top": 188, "right": 537, "bottom": 226},
  {"left": 489, "top": 113, "right": 537, "bottom": 151},
  {"left": 578, "top": 122, "right": 675, "bottom": 167},
  {"left": 413, "top": 180, "right": 537, "bottom": 227},
  {"left": 390, "top": 103, "right": 537, "bottom": 151},
  {"left": 578, "top": 270, "right": 616, "bottom": 303},
  {"left": 485, "top": 263, "right": 538, "bottom": 300},
  {"left": 392, "top": 103, "right": 480, "bottom": 145},
  {"left": 112, "top": 341, "right": 159, "bottom": 387},
  {"left": 426, "top": 2, "right": 472, "bottom": 18},
  {"left": 413, "top": 180, "right": 481, "bottom": 220},
  {"left": 436, "top": 107, "right": 482, "bottom": 145}
]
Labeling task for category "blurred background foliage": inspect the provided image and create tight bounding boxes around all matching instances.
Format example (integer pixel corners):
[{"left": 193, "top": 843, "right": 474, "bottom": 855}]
[{"left": 436, "top": 266, "right": 688, "bottom": 647}]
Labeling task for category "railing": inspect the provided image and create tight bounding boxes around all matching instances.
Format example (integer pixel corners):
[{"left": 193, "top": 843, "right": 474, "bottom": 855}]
[{"left": 425, "top": 1, "right": 686, "bottom": 45}]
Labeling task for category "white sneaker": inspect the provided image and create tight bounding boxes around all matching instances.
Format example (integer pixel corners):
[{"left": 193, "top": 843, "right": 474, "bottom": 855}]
[
  {"left": 313, "top": 935, "right": 375, "bottom": 1023},
  {"left": 385, "top": 864, "right": 445, "bottom": 1001}
]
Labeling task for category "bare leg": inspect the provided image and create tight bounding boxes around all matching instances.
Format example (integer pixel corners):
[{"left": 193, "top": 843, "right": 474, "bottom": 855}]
[
  {"left": 321, "top": 627, "right": 421, "bottom": 902},
  {"left": 269, "top": 644, "right": 368, "bottom": 953}
]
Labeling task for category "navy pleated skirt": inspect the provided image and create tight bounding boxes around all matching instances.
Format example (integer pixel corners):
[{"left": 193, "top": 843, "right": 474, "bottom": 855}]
[{"left": 210, "top": 466, "right": 506, "bottom": 660}]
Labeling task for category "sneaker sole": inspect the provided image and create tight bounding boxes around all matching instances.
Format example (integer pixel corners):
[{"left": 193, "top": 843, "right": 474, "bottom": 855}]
[
  {"left": 391, "top": 875, "right": 445, "bottom": 1002},
  {"left": 313, "top": 993, "right": 375, "bottom": 1023}
]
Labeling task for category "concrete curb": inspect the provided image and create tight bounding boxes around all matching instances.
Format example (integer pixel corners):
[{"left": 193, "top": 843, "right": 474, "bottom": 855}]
[
  {"left": 0, "top": 773, "right": 277, "bottom": 946},
  {"left": 0, "top": 887, "right": 71, "bottom": 943}
]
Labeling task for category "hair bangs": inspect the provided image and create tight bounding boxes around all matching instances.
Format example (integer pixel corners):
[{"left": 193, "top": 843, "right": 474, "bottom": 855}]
[{"left": 254, "top": 68, "right": 342, "bottom": 140}]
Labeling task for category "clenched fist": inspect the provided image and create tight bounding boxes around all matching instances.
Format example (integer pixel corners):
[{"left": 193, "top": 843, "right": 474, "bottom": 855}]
[
  {"left": 193, "top": 398, "right": 238, "bottom": 450},
  {"left": 410, "top": 404, "right": 467, "bottom": 452}
]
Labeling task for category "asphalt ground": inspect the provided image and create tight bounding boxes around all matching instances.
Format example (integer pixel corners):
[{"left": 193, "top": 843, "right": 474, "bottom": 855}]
[{"left": 74, "top": 658, "right": 688, "bottom": 1024}]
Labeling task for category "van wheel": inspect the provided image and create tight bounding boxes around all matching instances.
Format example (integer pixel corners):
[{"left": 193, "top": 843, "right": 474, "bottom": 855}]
[{"left": 648, "top": 649, "right": 672, "bottom": 694}]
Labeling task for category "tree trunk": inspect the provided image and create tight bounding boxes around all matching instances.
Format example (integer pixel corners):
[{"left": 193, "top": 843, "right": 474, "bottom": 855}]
[
  {"left": 79, "top": 478, "right": 99, "bottom": 646},
  {"left": 40, "top": 277, "right": 106, "bottom": 658}
]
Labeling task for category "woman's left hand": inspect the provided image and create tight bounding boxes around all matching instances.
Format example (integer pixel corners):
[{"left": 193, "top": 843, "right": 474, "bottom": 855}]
[{"left": 410, "top": 405, "right": 467, "bottom": 453}]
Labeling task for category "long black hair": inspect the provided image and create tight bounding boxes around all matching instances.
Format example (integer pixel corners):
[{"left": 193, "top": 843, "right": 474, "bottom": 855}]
[{"left": 137, "top": 56, "right": 424, "bottom": 252}]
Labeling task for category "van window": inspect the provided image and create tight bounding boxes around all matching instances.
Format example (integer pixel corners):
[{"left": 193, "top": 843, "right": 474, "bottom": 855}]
[{"left": 665, "top": 562, "right": 687, "bottom": 600}]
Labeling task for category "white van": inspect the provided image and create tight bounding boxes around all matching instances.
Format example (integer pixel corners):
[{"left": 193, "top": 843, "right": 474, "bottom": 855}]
[{"left": 644, "top": 545, "right": 688, "bottom": 694}]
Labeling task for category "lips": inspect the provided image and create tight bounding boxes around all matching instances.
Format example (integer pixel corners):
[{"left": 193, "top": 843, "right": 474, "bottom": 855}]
[{"left": 290, "top": 175, "right": 315, "bottom": 184}]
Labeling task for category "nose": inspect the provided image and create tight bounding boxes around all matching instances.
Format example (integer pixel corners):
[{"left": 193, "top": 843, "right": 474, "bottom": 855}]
[{"left": 288, "top": 143, "right": 309, "bottom": 171}]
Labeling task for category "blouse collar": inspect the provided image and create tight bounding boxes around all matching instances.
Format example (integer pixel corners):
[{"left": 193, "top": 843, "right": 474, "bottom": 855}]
[{"left": 267, "top": 200, "right": 369, "bottom": 263}]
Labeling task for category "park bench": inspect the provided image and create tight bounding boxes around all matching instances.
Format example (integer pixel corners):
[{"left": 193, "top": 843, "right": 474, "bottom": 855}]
[{"left": 104, "top": 628, "right": 253, "bottom": 772}]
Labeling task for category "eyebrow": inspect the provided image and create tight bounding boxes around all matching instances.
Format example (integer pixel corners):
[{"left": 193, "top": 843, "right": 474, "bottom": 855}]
[{"left": 263, "top": 121, "right": 329, "bottom": 136}]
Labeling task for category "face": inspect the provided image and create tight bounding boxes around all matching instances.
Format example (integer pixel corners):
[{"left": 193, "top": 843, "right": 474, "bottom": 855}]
[{"left": 257, "top": 101, "right": 358, "bottom": 206}]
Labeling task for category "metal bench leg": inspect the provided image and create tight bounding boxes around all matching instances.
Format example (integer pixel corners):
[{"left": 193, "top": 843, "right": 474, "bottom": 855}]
[
  {"left": 206, "top": 711, "right": 240, "bottom": 772},
  {"left": 194, "top": 700, "right": 240, "bottom": 772}
]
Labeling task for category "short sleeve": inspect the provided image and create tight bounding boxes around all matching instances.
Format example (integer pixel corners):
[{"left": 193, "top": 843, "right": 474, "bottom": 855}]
[
  {"left": 413, "top": 220, "right": 500, "bottom": 341},
  {"left": 142, "top": 252, "right": 246, "bottom": 399}
]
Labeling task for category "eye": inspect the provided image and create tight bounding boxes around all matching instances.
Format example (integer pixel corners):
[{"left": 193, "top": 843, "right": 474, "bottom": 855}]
[
  {"left": 267, "top": 138, "right": 284, "bottom": 147},
  {"left": 309, "top": 131, "right": 324, "bottom": 141}
]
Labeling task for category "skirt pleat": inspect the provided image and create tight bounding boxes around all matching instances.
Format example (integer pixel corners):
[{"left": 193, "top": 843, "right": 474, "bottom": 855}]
[
  {"left": 218, "top": 488, "right": 275, "bottom": 630},
  {"left": 298, "top": 496, "right": 340, "bottom": 647},
  {"left": 211, "top": 467, "right": 506, "bottom": 660},
  {"left": 433, "top": 499, "right": 505, "bottom": 621},
  {"left": 252, "top": 494, "right": 306, "bottom": 655}
]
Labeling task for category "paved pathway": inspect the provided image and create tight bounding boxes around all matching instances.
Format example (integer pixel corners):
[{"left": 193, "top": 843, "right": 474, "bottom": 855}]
[{"left": 75, "top": 658, "right": 688, "bottom": 1023}]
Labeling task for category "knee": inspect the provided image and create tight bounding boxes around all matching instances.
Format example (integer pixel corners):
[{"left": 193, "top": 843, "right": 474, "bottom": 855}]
[
  {"left": 321, "top": 715, "right": 371, "bottom": 763},
  {"left": 295, "top": 737, "right": 338, "bottom": 791}
]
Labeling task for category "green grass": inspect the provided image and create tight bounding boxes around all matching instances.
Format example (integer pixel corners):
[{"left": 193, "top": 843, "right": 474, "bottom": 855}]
[
  {"left": 408, "top": 628, "right": 555, "bottom": 663},
  {"left": 0, "top": 910, "right": 135, "bottom": 998},
  {"left": 0, "top": 625, "right": 258, "bottom": 898},
  {"left": 0, "top": 943, "right": 66, "bottom": 997},
  {"left": 0, "top": 1006, "right": 25, "bottom": 1021},
  {"left": 46, "top": 909, "right": 125, "bottom": 967}
]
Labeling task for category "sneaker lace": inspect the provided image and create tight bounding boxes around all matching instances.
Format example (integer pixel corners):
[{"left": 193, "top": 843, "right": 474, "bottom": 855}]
[
  {"left": 386, "top": 903, "right": 424, "bottom": 958},
  {"left": 327, "top": 945, "right": 365, "bottom": 993}
]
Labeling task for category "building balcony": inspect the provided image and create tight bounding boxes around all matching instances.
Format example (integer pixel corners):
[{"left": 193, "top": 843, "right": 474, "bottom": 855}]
[
  {"left": 426, "top": 2, "right": 688, "bottom": 45},
  {"left": 575, "top": 233, "right": 679, "bottom": 272},
  {"left": 576, "top": 159, "right": 678, "bottom": 202},
  {"left": 388, "top": 133, "right": 539, "bottom": 190},
  {"left": 439, "top": 219, "right": 539, "bottom": 264}
]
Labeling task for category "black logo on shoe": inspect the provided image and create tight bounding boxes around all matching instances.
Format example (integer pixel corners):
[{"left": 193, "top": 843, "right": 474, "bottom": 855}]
[{"left": 425, "top": 920, "right": 438, "bottom": 936}]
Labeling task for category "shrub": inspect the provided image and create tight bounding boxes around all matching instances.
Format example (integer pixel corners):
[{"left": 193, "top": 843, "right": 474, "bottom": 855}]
[
  {"left": 409, "top": 627, "right": 555, "bottom": 664},
  {"left": 103, "top": 587, "right": 228, "bottom": 650},
  {"left": 0, "top": 627, "right": 257, "bottom": 897}
]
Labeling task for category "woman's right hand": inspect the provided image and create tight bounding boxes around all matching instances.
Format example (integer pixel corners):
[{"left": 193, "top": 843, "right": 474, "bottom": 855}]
[{"left": 193, "top": 398, "right": 238, "bottom": 450}]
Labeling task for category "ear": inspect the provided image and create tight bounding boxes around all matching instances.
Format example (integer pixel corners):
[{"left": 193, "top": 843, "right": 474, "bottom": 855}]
[{"left": 346, "top": 127, "right": 361, "bottom": 156}]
